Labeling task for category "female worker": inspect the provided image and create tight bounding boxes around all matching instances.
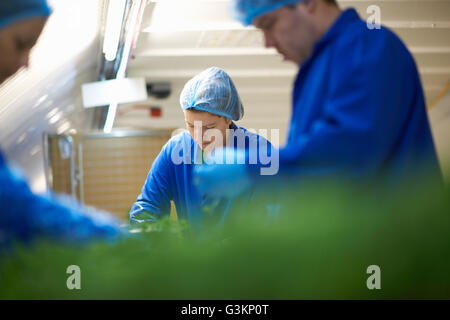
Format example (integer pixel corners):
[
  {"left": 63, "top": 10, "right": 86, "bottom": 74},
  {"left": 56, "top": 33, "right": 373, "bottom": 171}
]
[
  {"left": 0, "top": 0, "right": 119, "bottom": 251},
  {"left": 130, "top": 67, "right": 274, "bottom": 226}
]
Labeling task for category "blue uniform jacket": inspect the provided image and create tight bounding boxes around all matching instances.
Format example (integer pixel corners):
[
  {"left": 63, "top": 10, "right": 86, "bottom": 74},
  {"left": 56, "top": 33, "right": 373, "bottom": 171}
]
[{"left": 276, "top": 9, "right": 440, "bottom": 183}]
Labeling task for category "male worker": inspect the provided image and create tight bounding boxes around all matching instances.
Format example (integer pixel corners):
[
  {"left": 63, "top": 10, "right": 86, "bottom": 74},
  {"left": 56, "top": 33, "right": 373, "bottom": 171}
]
[{"left": 195, "top": 0, "right": 441, "bottom": 197}]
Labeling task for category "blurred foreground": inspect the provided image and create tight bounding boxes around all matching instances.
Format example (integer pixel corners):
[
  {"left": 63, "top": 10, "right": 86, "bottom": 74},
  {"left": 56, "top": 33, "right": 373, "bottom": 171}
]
[{"left": 0, "top": 177, "right": 449, "bottom": 299}]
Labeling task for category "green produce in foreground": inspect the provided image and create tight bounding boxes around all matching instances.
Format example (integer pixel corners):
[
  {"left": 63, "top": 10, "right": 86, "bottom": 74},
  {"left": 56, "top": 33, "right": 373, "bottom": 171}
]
[{"left": 1, "top": 178, "right": 449, "bottom": 299}]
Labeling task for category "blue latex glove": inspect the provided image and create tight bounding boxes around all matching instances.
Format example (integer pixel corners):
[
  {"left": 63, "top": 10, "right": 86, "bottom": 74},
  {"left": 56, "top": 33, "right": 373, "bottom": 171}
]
[{"left": 193, "top": 147, "right": 252, "bottom": 199}]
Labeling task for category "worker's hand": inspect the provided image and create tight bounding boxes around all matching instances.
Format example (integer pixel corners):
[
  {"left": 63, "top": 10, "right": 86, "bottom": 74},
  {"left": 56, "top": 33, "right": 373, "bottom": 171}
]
[{"left": 193, "top": 147, "right": 252, "bottom": 199}]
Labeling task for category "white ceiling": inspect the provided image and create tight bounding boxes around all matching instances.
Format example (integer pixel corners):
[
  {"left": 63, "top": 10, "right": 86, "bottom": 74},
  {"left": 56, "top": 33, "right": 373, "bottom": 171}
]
[{"left": 116, "top": 0, "right": 450, "bottom": 145}]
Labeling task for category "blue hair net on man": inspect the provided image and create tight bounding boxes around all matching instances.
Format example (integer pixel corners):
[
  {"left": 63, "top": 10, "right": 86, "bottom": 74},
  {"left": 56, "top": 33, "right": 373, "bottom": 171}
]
[
  {"left": 180, "top": 67, "right": 244, "bottom": 121},
  {"left": 232, "top": 0, "right": 302, "bottom": 26},
  {"left": 0, "top": 0, "right": 51, "bottom": 30}
]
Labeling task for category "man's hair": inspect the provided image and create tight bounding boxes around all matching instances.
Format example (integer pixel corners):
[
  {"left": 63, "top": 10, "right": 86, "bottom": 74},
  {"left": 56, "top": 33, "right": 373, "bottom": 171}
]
[{"left": 288, "top": 0, "right": 337, "bottom": 8}]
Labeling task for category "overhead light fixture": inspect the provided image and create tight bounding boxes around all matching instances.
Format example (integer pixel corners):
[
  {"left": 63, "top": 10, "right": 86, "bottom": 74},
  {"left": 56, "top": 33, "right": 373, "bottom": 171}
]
[
  {"left": 103, "top": 0, "right": 127, "bottom": 61},
  {"left": 144, "top": 0, "right": 249, "bottom": 33},
  {"left": 81, "top": 78, "right": 148, "bottom": 108}
]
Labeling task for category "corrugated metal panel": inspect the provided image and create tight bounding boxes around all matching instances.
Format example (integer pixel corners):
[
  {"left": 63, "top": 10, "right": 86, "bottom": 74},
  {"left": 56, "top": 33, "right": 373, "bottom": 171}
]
[{"left": 47, "top": 131, "right": 172, "bottom": 220}]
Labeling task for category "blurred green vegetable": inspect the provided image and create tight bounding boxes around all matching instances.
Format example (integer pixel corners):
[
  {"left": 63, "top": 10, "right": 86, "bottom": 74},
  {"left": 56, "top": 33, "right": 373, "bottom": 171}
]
[{"left": 0, "top": 177, "right": 449, "bottom": 299}]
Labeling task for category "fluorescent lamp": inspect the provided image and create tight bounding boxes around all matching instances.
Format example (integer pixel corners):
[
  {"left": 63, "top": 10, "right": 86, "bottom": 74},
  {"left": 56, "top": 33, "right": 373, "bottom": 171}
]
[
  {"left": 103, "top": 0, "right": 127, "bottom": 61},
  {"left": 81, "top": 78, "right": 148, "bottom": 108}
]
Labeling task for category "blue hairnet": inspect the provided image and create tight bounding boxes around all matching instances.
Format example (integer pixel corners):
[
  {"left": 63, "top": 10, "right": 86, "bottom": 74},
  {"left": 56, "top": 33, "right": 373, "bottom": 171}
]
[
  {"left": 0, "top": 0, "right": 51, "bottom": 30},
  {"left": 180, "top": 67, "right": 244, "bottom": 121},
  {"left": 232, "top": 0, "right": 302, "bottom": 26}
]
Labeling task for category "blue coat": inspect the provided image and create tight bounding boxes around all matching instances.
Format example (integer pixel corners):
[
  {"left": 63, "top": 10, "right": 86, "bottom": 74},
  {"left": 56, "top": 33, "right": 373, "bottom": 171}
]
[
  {"left": 129, "top": 123, "right": 274, "bottom": 226},
  {"left": 277, "top": 9, "right": 440, "bottom": 183}
]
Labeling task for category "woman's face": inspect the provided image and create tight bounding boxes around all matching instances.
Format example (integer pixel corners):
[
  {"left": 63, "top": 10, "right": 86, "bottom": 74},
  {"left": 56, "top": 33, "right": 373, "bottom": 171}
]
[
  {"left": 184, "top": 109, "right": 232, "bottom": 151},
  {"left": 0, "top": 17, "right": 47, "bottom": 84}
]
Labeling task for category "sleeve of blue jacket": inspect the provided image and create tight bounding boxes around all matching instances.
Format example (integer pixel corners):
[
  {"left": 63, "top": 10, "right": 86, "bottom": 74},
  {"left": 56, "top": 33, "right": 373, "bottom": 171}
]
[
  {"left": 0, "top": 160, "right": 120, "bottom": 251},
  {"left": 129, "top": 142, "right": 173, "bottom": 223}
]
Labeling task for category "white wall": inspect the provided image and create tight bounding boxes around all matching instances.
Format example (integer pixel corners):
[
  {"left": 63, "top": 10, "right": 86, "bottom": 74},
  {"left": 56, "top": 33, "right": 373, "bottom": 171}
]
[{"left": 429, "top": 90, "right": 450, "bottom": 182}]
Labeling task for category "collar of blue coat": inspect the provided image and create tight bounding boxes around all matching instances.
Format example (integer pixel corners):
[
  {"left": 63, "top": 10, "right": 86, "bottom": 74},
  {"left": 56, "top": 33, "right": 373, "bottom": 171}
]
[
  {"left": 299, "top": 8, "right": 360, "bottom": 68},
  {"left": 319, "top": 8, "right": 359, "bottom": 46}
]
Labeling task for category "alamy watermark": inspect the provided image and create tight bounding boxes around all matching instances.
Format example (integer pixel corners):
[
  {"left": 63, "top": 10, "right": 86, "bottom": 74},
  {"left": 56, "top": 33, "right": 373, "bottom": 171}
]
[
  {"left": 367, "top": 5, "right": 381, "bottom": 30},
  {"left": 66, "top": 265, "right": 81, "bottom": 290},
  {"left": 366, "top": 265, "right": 381, "bottom": 290}
]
